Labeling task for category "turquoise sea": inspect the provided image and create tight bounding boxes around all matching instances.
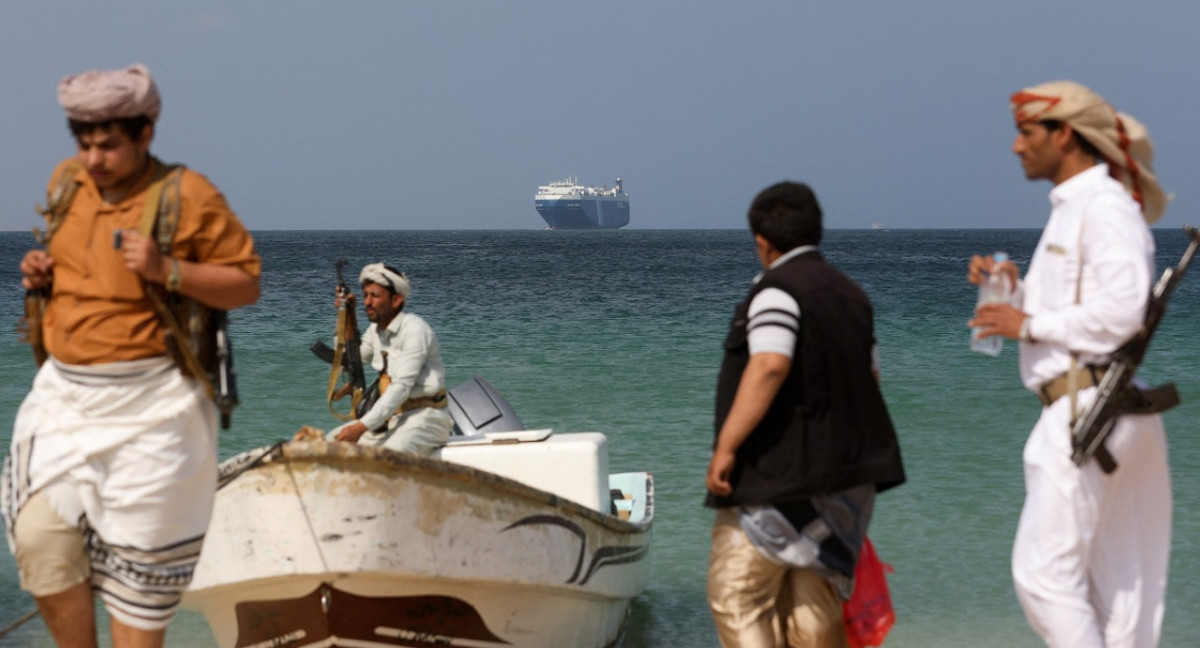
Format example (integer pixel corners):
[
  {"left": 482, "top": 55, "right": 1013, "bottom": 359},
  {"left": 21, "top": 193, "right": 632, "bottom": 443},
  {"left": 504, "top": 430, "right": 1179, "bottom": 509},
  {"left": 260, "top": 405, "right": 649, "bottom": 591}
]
[{"left": 1, "top": 228, "right": 1198, "bottom": 647}]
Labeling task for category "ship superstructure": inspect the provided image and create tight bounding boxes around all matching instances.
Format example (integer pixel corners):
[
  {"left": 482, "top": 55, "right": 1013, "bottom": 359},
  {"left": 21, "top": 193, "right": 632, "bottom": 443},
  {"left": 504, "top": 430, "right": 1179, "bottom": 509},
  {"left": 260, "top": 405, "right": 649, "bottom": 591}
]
[{"left": 534, "top": 176, "right": 630, "bottom": 229}]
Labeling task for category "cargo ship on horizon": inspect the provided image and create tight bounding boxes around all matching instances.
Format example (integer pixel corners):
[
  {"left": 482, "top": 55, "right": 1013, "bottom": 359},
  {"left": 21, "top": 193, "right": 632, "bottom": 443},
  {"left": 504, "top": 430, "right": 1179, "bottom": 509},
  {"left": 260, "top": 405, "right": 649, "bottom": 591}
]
[{"left": 534, "top": 176, "right": 630, "bottom": 230}]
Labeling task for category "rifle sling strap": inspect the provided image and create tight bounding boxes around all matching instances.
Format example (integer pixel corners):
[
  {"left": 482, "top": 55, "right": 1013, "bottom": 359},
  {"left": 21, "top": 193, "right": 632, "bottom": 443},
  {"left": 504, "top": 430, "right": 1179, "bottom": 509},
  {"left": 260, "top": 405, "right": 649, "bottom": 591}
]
[
  {"left": 35, "top": 159, "right": 83, "bottom": 244},
  {"left": 1063, "top": 214, "right": 1117, "bottom": 473},
  {"left": 23, "top": 161, "right": 85, "bottom": 364},
  {"left": 137, "top": 165, "right": 215, "bottom": 399}
]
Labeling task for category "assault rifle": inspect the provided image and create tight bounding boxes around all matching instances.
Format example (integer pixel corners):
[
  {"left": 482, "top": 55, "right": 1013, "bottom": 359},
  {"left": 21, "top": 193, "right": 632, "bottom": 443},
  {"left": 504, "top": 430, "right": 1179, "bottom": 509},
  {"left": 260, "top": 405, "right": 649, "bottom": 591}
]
[
  {"left": 212, "top": 312, "right": 239, "bottom": 429},
  {"left": 1071, "top": 226, "right": 1200, "bottom": 473},
  {"left": 311, "top": 259, "right": 368, "bottom": 420}
]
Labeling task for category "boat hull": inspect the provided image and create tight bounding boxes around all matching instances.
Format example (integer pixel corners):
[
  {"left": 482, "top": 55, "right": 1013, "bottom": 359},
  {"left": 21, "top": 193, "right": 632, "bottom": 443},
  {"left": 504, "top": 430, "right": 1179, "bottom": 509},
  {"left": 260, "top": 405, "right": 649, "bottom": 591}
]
[
  {"left": 535, "top": 197, "right": 630, "bottom": 230},
  {"left": 183, "top": 442, "right": 652, "bottom": 648}
]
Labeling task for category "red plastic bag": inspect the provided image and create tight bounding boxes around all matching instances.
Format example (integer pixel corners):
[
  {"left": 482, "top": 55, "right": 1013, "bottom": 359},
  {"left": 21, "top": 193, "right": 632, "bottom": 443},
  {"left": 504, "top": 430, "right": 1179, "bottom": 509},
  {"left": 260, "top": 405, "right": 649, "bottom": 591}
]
[{"left": 843, "top": 536, "right": 895, "bottom": 648}]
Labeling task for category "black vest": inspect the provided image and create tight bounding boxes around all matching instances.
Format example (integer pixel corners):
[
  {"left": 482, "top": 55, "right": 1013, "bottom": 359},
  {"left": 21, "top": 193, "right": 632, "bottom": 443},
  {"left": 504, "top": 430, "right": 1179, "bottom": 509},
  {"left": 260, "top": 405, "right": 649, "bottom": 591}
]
[{"left": 706, "top": 251, "right": 905, "bottom": 508}]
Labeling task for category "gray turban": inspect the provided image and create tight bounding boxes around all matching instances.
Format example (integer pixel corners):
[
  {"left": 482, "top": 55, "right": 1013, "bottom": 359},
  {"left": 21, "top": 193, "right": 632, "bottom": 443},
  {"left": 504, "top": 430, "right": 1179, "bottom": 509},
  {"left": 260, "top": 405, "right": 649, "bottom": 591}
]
[
  {"left": 359, "top": 263, "right": 410, "bottom": 298},
  {"left": 57, "top": 63, "right": 161, "bottom": 124}
]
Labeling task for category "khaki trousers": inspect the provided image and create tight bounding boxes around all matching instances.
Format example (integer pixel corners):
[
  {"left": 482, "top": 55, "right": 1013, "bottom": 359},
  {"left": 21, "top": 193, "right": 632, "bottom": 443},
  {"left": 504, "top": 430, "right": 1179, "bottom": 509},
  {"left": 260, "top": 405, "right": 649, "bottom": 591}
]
[{"left": 708, "top": 508, "right": 849, "bottom": 648}]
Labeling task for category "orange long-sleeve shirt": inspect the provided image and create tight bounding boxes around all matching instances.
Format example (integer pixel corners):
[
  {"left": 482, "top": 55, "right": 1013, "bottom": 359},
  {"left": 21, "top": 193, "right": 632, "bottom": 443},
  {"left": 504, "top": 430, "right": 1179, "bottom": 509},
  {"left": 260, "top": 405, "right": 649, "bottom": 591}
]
[{"left": 41, "top": 157, "right": 261, "bottom": 365}]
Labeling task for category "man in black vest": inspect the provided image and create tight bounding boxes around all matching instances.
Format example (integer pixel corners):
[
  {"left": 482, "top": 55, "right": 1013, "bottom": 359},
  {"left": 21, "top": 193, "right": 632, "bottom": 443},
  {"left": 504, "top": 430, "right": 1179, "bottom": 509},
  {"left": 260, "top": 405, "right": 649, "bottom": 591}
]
[{"left": 705, "top": 181, "right": 905, "bottom": 647}]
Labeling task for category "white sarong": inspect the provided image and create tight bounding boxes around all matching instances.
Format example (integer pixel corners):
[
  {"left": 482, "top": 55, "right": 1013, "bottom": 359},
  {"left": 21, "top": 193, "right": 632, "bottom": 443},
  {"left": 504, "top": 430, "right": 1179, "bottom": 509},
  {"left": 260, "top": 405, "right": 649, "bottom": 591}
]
[{"left": 2, "top": 357, "right": 217, "bottom": 630}]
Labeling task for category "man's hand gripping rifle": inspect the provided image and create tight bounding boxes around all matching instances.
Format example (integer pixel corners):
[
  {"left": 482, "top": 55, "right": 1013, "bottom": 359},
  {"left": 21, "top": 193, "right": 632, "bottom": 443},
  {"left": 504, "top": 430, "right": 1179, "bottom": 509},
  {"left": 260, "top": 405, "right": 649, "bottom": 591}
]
[
  {"left": 1072, "top": 226, "right": 1200, "bottom": 473},
  {"left": 311, "top": 259, "right": 368, "bottom": 420}
]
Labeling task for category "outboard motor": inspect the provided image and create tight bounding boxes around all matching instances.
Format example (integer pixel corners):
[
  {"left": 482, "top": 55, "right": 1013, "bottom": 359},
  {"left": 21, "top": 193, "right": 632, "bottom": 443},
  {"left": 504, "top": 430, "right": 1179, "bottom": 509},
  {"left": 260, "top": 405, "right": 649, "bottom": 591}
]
[{"left": 446, "top": 376, "right": 525, "bottom": 436}]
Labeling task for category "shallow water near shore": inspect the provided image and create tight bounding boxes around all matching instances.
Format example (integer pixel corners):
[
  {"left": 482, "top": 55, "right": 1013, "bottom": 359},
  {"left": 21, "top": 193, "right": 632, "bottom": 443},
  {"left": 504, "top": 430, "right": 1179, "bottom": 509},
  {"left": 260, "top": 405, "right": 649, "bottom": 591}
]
[{"left": 2, "top": 228, "right": 1198, "bottom": 647}]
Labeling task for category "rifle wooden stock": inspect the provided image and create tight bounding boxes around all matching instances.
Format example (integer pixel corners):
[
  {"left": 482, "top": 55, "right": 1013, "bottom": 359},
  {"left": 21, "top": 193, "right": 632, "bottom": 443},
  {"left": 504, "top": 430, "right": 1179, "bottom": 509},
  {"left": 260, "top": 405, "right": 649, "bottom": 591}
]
[{"left": 1071, "top": 226, "right": 1199, "bottom": 472}]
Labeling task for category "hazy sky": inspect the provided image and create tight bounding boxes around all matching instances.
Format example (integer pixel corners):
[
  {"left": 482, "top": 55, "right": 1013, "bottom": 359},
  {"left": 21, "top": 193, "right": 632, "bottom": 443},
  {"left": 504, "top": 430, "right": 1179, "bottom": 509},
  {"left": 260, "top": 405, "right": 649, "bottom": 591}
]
[{"left": 2, "top": 2, "right": 1198, "bottom": 230}]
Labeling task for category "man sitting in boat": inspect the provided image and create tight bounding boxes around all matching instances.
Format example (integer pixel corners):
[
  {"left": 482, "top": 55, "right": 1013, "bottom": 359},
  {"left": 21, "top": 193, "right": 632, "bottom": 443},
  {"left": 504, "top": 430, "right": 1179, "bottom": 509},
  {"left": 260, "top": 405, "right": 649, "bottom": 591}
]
[{"left": 327, "top": 263, "right": 453, "bottom": 455}]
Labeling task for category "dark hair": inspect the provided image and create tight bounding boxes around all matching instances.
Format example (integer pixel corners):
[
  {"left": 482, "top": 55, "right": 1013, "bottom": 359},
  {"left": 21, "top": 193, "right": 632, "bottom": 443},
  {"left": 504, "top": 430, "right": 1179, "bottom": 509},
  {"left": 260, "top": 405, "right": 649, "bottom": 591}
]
[
  {"left": 1040, "top": 119, "right": 1103, "bottom": 160},
  {"left": 67, "top": 115, "right": 152, "bottom": 142},
  {"left": 747, "top": 181, "right": 823, "bottom": 251}
]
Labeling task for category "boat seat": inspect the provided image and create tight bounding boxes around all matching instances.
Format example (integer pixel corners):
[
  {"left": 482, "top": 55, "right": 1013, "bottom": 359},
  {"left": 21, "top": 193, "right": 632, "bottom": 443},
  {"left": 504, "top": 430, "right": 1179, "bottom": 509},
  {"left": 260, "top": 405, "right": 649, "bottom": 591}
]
[
  {"left": 610, "top": 488, "right": 634, "bottom": 520},
  {"left": 446, "top": 376, "right": 526, "bottom": 436}
]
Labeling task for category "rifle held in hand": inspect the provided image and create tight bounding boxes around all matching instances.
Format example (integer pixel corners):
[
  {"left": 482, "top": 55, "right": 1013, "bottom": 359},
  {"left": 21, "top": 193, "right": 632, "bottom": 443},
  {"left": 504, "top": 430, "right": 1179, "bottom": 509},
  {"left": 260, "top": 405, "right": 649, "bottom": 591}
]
[{"left": 316, "top": 259, "right": 368, "bottom": 420}]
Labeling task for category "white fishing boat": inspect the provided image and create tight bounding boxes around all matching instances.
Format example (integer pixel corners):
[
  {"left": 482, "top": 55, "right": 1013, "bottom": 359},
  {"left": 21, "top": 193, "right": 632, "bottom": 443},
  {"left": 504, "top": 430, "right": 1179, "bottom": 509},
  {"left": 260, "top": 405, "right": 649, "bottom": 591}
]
[{"left": 182, "top": 378, "right": 653, "bottom": 648}]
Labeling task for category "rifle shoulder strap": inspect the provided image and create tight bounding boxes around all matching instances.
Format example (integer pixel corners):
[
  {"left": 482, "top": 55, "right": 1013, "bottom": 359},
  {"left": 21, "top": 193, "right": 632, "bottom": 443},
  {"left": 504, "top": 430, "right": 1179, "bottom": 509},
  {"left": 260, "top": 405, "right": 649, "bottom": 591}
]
[
  {"left": 136, "top": 165, "right": 215, "bottom": 398},
  {"left": 136, "top": 164, "right": 185, "bottom": 245},
  {"left": 22, "top": 161, "right": 83, "bottom": 365},
  {"left": 1067, "top": 214, "right": 1087, "bottom": 425},
  {"left": 35, "top": 159, "right": 84, "bottom": 244}
]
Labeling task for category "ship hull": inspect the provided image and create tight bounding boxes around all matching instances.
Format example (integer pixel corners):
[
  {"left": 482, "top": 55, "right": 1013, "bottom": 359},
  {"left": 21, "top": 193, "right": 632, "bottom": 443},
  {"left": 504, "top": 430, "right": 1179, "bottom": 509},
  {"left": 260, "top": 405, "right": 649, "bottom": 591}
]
[{"left": 536, "top": 197, "right": 630, "bottom": 230}]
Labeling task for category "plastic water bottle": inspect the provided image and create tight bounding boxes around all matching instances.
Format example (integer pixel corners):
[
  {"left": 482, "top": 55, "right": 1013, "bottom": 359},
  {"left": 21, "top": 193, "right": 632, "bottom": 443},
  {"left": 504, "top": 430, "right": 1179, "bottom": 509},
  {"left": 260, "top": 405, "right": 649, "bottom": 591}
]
[{"left": 970, "top": 251, "right": 1011, "bottom": 356}]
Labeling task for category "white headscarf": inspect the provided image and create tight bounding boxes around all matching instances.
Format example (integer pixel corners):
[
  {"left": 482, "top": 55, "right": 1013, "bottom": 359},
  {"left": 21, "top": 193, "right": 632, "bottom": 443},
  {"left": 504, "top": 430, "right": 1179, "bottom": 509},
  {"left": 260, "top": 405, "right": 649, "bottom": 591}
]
[
  {"left": 57, "top": 63, "right": 161, "bottom": 124},
  {"left": 359, "top": 263, "right": 410, "bottom": 298},
  {"left": 1011, "top": 80, "right": 1169, "bottom": 224}
]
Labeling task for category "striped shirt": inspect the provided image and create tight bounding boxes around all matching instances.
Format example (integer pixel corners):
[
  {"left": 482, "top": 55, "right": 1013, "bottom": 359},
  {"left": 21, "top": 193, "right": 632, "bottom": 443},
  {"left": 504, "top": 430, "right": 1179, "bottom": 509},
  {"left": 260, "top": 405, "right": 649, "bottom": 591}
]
[{"left": 749, "top": 245, "right": 879, "bottom": 370}]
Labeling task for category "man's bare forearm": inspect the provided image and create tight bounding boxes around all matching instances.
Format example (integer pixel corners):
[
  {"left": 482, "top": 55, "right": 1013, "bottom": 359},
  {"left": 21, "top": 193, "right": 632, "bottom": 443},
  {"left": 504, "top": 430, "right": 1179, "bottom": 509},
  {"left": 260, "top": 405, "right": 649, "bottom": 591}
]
[{"left": 172, "top": 261, "right": 260, "bottom": 310}]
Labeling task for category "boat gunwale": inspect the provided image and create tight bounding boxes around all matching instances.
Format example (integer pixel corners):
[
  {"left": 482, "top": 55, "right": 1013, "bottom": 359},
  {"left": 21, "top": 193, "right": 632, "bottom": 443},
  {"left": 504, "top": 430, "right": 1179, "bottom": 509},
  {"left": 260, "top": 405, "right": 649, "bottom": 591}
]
[{"left": 227, "top": 440, "right": 654, "bottom": 535}]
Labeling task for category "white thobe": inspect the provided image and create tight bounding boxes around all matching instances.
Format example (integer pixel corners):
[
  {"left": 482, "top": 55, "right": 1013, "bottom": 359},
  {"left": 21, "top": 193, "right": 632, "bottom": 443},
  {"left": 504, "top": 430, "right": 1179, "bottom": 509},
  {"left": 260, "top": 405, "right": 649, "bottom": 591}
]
[
  {"left": 1011, "top": 164, "right": 1171, "bottom": 648},
  {"left": 329, "top": 310, "right": 452, "bottom": 455}
]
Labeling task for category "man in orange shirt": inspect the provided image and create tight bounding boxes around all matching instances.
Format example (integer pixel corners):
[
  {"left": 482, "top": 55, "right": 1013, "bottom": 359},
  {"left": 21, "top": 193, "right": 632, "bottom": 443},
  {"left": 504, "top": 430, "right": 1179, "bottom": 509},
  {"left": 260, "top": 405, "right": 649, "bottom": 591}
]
[{"left": 2, "top": 64, "right": 260, "bottom": 647}]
